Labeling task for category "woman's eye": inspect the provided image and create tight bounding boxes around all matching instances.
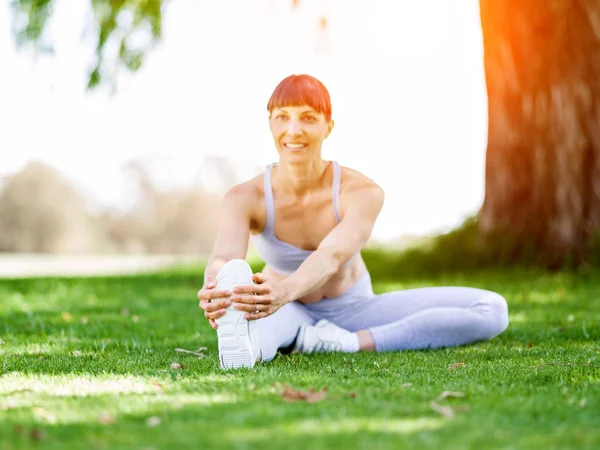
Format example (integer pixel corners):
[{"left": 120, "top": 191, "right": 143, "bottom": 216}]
[
  {"left": 276, "top": 115, "right": 288, "bottom": 120},
  {"left": 303, "top": 116, "right": 316, "bottom": 122}
]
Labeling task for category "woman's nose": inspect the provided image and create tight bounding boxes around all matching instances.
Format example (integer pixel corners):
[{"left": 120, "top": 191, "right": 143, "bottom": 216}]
[{"left": 285, "top": 118, "right": 303, "bottom": 136}]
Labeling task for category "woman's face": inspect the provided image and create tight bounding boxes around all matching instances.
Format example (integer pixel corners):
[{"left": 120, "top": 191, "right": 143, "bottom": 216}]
[{"left": 269, "top": 105, "right": 334, "bottom": 161}]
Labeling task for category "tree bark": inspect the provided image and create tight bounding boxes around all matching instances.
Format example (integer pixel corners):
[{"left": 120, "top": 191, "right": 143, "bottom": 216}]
[{"left": 479, "top": 0, "right": 600, "bottom": 267}]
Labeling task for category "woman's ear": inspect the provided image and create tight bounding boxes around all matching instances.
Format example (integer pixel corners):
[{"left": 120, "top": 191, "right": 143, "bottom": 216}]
[{"left": 325, "top": 119, "right": 335, "bottom": 138}]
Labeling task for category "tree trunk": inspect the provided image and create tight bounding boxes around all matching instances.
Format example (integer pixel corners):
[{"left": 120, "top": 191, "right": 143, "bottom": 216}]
[{"left": 479, "top": 0, "right": 600, "bottom": 267}]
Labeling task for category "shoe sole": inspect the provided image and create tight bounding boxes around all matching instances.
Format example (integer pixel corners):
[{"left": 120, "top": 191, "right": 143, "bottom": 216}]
[{"left": 215, "top": 260, "right": 256, "bottom": 369}]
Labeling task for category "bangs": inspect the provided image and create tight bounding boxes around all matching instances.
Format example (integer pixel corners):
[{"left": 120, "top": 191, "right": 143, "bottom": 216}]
[{"left": 267, "top": 74, "right": 332, "bottom": 120}]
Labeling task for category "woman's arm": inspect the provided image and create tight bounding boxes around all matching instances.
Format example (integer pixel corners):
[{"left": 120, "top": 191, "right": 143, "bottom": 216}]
[
  {"left": 202, "top": 183, "right": 255, "bottom": 287},
  {"left": 279, "top": 181, "right": 384, "bottom": 301}
]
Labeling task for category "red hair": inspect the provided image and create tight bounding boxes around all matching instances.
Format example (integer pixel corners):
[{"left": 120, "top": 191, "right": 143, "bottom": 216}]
[{"left": 267, "top": 74, "right": 332, "bottom": 121}]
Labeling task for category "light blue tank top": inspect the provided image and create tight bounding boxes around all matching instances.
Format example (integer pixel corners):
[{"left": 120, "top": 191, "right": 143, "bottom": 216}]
[{"left": 251, "top": 161, "right": 351, "bottom": 275}]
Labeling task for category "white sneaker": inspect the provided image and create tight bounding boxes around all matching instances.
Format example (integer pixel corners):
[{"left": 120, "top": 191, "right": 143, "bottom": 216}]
[
  {"left": 293, "top": 319, "right": 357, "bottom": 354},
  {"left": 214, "top": 259, "right": 261, "bottom": 369}
]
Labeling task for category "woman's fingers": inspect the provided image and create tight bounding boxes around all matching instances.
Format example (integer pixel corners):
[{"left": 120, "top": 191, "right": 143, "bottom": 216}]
[
  {"left": 231, "top": 294, "right": 273, "bottom": 305},
  {"left": 197, "top": 288, "right": 231, "bottom": 301},
  {"left": 246, "top": 311, "right": 269, "bottom": 321},
  {"left": 232, "top": 284, "right": 270, "bottom": 295},
  {"left": 199, "top": 298, "right": 231, "bottom": 312},
  {"left": 233, "top": 302, "right": 271, "bottom": 313},
  {"left": 204, "top": 308, "right": 228, "bottom": 320},
  {"left": 252, "top": 272, "right": 267, "bottom": 284}
]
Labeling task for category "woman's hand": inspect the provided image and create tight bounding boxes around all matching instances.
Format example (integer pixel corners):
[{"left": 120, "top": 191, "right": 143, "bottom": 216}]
[
  {"left": 197, "top": 276, "right": 232, "bottom": 330},
  {"left": 230, "top": 273, "right": 289, "bottom": 320}
]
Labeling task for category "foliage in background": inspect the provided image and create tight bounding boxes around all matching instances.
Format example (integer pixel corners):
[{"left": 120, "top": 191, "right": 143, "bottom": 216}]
[
  {"left": 11, "top": 0, "right": 163, "bottom": 89},
  {"left": 0, "top": 160, "right": 228, "bottom": 255},
  {"left": 364, "top": 215, "right": 600, "bottom": 278},
  {"left": 0, "top": 161, "right": 95, "bottom": 254}
]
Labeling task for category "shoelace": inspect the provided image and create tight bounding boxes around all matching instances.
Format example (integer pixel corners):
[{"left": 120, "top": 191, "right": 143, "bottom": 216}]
[{"left": 312, "top": 339, "right": 342, "bottom": 352}]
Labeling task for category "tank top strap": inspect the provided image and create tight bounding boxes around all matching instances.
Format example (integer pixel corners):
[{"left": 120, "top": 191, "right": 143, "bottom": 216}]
[
  {"left": 262, "top": 164, "right": 276, "bottom": 235},
  {"left": 332, "top": 161, "right": 342, "bottom": 223}
]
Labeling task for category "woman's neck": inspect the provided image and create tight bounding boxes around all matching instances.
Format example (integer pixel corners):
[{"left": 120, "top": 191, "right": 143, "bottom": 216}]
[{"left": 275, "top": 158, "right": 328, "bottom": 197}]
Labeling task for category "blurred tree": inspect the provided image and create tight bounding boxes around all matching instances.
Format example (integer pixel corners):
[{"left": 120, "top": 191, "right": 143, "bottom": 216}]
[
  {"left": 0, "top": 161, "right": 94, "bottom": 253},
  {"left": 98, "top": 157, "right": 225, "bottom": 254},
  {"left": 13, "top": 0, "right": 600, "bottom": 266},
  {"left": 479, "top": 0, "right": 600, "bottom": 267},
  {"left": 11, "top": 0, "right": 163, "bottom": 89}
]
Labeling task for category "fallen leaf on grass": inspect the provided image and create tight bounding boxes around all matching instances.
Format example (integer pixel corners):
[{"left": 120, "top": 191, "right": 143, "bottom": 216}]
[
  {"left": 348, "top": 392, "right": 358, "bottom": 399},
  {"left": 170, "top": 362, "right": 182, "bottom": 370},
  {"left": 132, "top": 315, "right": 139, "bottom": 323},
  {"left": 429, "top": 401, "right": 455, "bottom": 419},
  {"left": 448, "top": 362, "right": 466, "bottom": 371},
  {"left": 98, "top": 413, "right": 116, "bottom": 425},
  {"left": 13, "top": 424, "right": 24, "bottom": 434},
  {"left": 81, "top": 316, "right": 89, "bottom": 325},
  {"left": 401, "top": 383, "right": 413, "bottom": 388},
  {"left": 60, "top": 311, "right": 73, "bottom": 323},
  {"left": 29, "top": 428, "right": 46, "bottom": 440},
  {"left": 437, "top": 391, "right": 466, "bottom": 401},
  {"left": 146, "top": 416, "right": 161, "bottom": 427},
  {"left": 122, "top": 308, "right": 130, "bottom": 316},
  {"left": 278, "top": 385, "right": 328, "bottom": 403},
  {"left": 32, "top": 407, "right": 56, "bottom": 424},
  {"left": 175, "top": 347, "right": 207, "bottom": 358}
]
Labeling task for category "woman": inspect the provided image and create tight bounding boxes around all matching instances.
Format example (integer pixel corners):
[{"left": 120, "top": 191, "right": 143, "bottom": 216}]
[{"left": 197, "top": 74, "right": 509, "bottom": 369}]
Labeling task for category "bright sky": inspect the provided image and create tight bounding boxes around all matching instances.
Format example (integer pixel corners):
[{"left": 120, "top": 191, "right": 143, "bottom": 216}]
[{"left": 0, "top": 0, "right": 488, "bottom": 241}]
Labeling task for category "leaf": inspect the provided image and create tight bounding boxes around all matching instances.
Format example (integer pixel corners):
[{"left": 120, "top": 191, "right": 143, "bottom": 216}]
[
  {"left": 12, "top": 424, "right": 24, "bottom": 434},
  {"left": 278, "top": 385, "right": 327, "bottom": 403},
  {"left": 401, "top": 383, "right": 413, "bottom": 388},
  {"left": 437, "top": 391, "right": 466, "bottom": 401},
  {"left": 29, "top": 428, "right": 46, "bottom": 440},
  {"left": 429, "top": 401, "right": 455, "bottom": 419},
  {"left": 170, "top": 362, "right": 182, "bottom": 370},
  {"left": 448, "top": 362, "right": 466, "bottom": 371},
  {"left": 175, "top": 347, "right": 207, "bottom": 358},
  {"left": 32, "top": 407, "right": 56, "bottom": 424},
  {"left": 98, "top": 413, "right": 116, "bottom": 425},
  {"left": 582, "top": 321, "right": 589, "bottom": 339},
  {"left": 61, "top": 311, "right": 73, "bottom": 322},
  {"left": 319, "top": 17, "right": 328, "bottom": 31},
  {"left": 146, "top": 416, "right": 161, "bottom": 427}
]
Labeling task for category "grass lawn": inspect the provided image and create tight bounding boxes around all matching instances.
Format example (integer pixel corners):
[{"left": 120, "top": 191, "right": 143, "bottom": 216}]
[{"left": 1, "top": 260, "right": 599, "bottom": 449}]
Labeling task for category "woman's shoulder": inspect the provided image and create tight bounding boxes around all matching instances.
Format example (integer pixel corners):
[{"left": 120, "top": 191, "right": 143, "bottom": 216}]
[
  {"left": 337, "top": 163, "right": 383, "bottom": 193},
  {"left": 222, "top": 171, "right": 265, "bottom": 205}
]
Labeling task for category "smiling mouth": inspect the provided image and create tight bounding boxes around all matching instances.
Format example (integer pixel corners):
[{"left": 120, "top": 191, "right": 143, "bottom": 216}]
[{"left": 284, "top": 143, "right": 307, "bottom": 150}]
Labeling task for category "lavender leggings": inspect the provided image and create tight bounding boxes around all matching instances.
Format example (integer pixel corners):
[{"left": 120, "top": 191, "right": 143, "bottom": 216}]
[{"left": 256, "top": 272, "right": 509, "bottom": 361}]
